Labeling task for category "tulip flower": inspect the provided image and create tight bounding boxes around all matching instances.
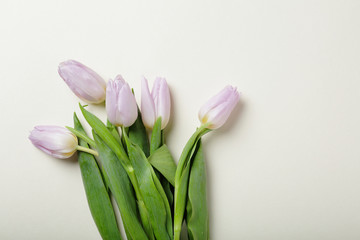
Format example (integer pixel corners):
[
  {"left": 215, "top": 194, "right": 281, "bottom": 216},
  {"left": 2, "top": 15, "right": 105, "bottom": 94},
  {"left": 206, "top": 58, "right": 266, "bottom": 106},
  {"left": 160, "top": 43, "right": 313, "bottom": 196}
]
[
  {"left": 29, "top": 125, "right": 78, "bottom": 159},
  {"left": 29, "top": 125, "right": 98, "bottom": 159},
  {"left": 141, "top": 76, "right": 171, "bottom": 129},
  {"left": 198, "top": 85, "right": 240, "bottom": 129},
  {"left": 58, "top": 60, "right": 106, "bottom": 104},
  {"left": 106, "top": 75, "right": 138, "bottom": 127}
]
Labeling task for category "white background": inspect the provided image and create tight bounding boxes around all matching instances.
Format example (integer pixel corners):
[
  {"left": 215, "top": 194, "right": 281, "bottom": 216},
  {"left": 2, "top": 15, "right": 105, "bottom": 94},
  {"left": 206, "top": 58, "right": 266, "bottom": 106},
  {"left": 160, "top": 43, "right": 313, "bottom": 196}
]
[{"left": 1, "top": 0, "right": 360, "bottom": 239}]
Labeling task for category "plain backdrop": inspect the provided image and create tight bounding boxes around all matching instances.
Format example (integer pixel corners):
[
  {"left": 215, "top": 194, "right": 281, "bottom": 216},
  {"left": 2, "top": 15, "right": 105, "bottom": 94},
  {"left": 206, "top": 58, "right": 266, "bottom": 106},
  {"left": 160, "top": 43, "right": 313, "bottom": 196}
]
[{"left": 0, "top": 0, "right": 359, "bottom": 239}]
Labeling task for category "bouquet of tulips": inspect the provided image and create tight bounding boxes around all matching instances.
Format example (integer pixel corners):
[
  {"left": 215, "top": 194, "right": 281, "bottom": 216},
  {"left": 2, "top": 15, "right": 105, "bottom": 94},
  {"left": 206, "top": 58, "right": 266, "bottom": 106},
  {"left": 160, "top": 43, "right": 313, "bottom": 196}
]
[{"left": 29, "top": 60, "right": 240, "bottom": 240}]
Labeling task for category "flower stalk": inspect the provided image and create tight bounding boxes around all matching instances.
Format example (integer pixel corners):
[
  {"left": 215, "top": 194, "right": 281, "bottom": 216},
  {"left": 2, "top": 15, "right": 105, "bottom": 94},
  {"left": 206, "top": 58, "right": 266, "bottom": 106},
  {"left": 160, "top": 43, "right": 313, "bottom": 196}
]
[{"left": 76, "top": 146, "right": 99, "bottom": 156}]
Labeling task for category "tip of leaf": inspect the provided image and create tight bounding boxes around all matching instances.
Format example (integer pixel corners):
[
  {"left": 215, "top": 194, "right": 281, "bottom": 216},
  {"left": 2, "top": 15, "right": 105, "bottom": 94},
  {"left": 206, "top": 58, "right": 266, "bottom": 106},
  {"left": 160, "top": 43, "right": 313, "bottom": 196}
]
[
  {"left": 78, "top": 103, "right": 88, "bottom": 109},
  {"left": 73, "top": 112, "right": 79, "bottom": 120}
]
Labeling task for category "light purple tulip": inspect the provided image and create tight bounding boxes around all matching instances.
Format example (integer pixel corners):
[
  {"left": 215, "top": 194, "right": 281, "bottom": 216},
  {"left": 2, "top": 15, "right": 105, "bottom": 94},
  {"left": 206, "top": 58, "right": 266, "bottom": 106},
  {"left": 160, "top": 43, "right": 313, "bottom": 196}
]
[
  {"left": 106, "top": 75, "right": 138, "bottom": 127},
  {"left": 141, "top": 76, "right": 171, "bottom": 129},
  {"left": 198, "top": 86, "right": 240, "bottom": 129},
  {"left": 29, "top": 126, "right": 78, "bottom": 159},
  {"left": 58, "top": 60, "right": 106, "bottom": 104}
]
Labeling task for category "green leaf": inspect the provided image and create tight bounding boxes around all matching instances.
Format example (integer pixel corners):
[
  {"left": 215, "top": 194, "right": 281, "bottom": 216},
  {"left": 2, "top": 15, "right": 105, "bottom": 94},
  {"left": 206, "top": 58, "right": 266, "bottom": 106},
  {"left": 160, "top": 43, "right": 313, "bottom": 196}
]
[
  {"left": 93, "top": 132, "right": 149, "bottom": 240},
  {"left": 150, "top": 117, "right": 162, "bottom": 155},
  {"left": 161, "top": 177, "right": 174, "bottom": 207},
  {"left": 129, "top": 109, "right": 150, "bottom": 157},
  {"left": 173, "top": 150, "right": 193, "bottom": 240},
  {"left": 79, "top": 104, "right": 153, "bottom": 240},
  {"left": 186, "top": 140, "right": 209, "bottom": 240},
  {"left": 66, "top": 126, "right": 96, "bottom": 147},
  {"left": 137, "top": 199, "right": 155, "bottom": 240},
  {"left": 106, "top": 120, "right": 122, "bottom": 145},
  {"left": 148, "top": 145, "right": 176, "bottom": 186},
  {"left": 123, "top": 130, "right": 173, "bottom": 240},
  {"left": 148, "top": 118, "right": 175, "bottom": 220},
  {"left": 73, "top": 113, "right": 122, "bottom": 240},
  {"left": 151, "top": 166, "right": 173, "bottom": 239},
  {"left": 173, "top": 125, "right": 211, "bottom": 240}
]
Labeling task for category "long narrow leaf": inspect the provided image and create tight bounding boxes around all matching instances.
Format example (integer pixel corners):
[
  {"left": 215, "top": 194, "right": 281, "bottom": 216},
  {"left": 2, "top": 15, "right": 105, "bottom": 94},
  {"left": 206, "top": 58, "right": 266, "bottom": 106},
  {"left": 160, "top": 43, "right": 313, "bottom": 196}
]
[
  {"left": 161, "top": 177, "right": 174, "bottom": 207},
  {"left": 173, "top": 125, "right": 211, "bottom": 240},
  {"left": 129, "top": 109, "right": 150, "bottom": 157},
  {"left": 73, "top": 113, "right": 122, "bottom": 240},
  {"left": 79, "top": 104, "right": 151, "bottom": 240},
  {"left": 150, "top": 117, "right": 162, "bottom": 155},
  {"left": 93, "top": 132, "right": 149, "bottom": 240},
  {"left": 186, "top": 140, "right": 209, "bottom": 240},
  {"left": 124, "top": 131, "right": 173, "bottom": 240}
]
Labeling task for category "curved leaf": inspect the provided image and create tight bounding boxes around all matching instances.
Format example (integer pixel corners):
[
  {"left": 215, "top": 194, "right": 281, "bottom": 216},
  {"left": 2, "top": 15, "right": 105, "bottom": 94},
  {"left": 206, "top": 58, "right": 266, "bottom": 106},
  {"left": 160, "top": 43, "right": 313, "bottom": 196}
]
[
  {"left": 124, "top": 131, "right": 173, "bottom": 240},
  {"left": 74, "top": 113, "right": 122, "bottom": 240},
  {"left": 148, "top": 145, "right": 176, "bottom": 186},
  {"left": 186, "top": 141, "right": 209, "bottom": 240},
  {"left": 94, "top": 133, "right": 149, "bottom": 240}
]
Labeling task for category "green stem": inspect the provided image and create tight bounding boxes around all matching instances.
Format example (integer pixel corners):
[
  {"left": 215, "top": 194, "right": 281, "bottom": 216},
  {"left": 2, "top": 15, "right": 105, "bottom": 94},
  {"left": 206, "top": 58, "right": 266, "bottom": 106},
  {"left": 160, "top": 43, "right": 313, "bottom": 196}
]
[
  {"left": 76, "top": 146, "right": 99, "bottom": 156},
  {"left": 175, "top": 123, "right": 211, "bottom": 179},
  {"left": 67, "top": 126, "right": 96, "bottom": 147}
]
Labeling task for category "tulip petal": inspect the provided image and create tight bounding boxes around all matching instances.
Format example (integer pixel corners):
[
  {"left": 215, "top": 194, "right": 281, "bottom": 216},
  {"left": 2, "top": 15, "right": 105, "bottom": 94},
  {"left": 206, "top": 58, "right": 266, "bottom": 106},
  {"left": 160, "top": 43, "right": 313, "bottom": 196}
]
[
  {"left": 141, "top": 76, "right": 156, "bottom": 129},
  {"left": 151, "top": 77, "right": 161, "bottom": 103},
  {"left": 117, "top": 83, "right": 138, "bottom": 127},
  {"left": 106, "top": 75, "right": 138, "bottom": 127},
  {"left": 58, "top": 60, "right": 106, "bottom": 104},
  {"left": 106, "top": 75, "right": 126, "bottom": 125},
  {"left": 156, "top": 78, "right": 171, "bottom": 129},
  {"left": 198, "top": 86, "right": 240, "bottom": 129},
  {"left": 198, "top": 86, "right": 234, "bottom": 122},
  {"left": 113, "top": 74, "right": 126, "bottom": 86},
  {"left": 106, "top": 80, "right": 119, "bottom": 125}
]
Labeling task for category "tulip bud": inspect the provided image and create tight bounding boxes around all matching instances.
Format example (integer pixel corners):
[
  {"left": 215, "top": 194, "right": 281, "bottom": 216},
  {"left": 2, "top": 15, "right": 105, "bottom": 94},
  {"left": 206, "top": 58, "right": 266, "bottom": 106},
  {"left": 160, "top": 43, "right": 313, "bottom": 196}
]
[
  {"left": 198, "top": 86, "right": 240, "bottom": 129},
  {"left": 58, "top": 60, "right": 106, "bottom": 104},
  {"left": 29, "top": 125, "right": 78, "bottom": 159},
  {"left": 106, "top": 75, "right": 138, "bottom": 127},
  {"left": 141, "top": 76, "right": 171, "bottom": 129}
]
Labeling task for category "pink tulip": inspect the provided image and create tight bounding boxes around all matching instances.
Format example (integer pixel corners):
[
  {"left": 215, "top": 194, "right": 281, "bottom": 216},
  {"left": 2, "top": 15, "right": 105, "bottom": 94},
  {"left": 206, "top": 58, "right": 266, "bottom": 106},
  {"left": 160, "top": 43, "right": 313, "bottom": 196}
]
[
  {"left": 141, "top": 76, "right": 171, "bottom": 129},
  {"left": 198, "top": 86, "right": 240, "bottom": 129},
  {"left": 29, "top": 126, "right": 78, "bottom": 159},
  {"left": 106, "top": 75, "right": 138, "bottom": 127},
  {"left": 58, "top": 60, "right": 106, "bottom": 104}
]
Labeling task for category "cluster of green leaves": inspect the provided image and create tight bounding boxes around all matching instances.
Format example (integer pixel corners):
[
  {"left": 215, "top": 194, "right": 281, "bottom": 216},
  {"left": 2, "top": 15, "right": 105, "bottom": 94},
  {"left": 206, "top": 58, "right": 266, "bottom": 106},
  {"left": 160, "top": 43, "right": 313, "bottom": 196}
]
[{"left": 71, "top": 104, "right": 210, "bottom": 240}]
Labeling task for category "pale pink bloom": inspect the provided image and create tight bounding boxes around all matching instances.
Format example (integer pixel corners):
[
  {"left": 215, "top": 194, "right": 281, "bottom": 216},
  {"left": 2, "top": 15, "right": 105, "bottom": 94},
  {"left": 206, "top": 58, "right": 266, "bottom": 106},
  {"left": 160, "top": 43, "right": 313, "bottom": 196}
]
[
  {"left": 198, "top": 86, "right": 240, "bottom": 129},
  {"left": 141, "top": 76, "right": 171, "bottom": 129},
  {"left": 106, "top": 75, "right": 138, "bottom": 127},
  {"left": 29, "top": 126, "right": 78, "bottom": 159},
  {"left": 58, "top": 60, "right": 106, "bottom": 104}
]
